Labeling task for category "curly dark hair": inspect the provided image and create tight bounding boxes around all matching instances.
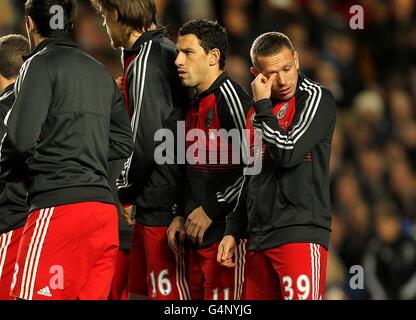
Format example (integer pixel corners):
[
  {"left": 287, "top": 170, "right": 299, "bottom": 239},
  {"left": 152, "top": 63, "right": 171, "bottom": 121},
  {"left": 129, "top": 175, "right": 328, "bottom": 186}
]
[{"left": 179, "top": 19, "right": 228, "bottom": 70}]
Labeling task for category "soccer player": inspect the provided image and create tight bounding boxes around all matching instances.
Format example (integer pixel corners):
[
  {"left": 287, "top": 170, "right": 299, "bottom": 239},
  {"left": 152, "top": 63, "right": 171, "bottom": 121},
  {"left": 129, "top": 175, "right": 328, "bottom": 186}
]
[
  {"left": 218, "top": 32, "right": 337, "bottom": 300},
  {"left": 107, "top": 76, "right": 133, "bottom": 301},
  {"left": 167, "top": 19, "right": 250, "bottom": 300},
  {"left": 91, "top": 0, "right": 190, "bottom": 300},
  {"left": 0, "top": 0, "right": 133, "bottom": 300},
  {"left": 0, "top": 34, "right": 30, "bottom": 300}
]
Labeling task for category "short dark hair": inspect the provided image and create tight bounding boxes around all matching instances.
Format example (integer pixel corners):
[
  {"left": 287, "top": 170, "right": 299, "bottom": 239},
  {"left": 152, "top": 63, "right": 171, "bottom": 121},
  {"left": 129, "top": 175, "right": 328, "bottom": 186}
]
[
  {"left": 179, "top": 19, "right": 228, "bottom": 70},
  {"left": 0, "top": 35, "right": 30, "bottom": 80},
  {"left": 250, "top": 32, "right": 295, "bottom": 67},
  {"left": 90, "top": 0, "right": 157, "bottom": 32},
  {"left": 25, "top": 0, "right": 76, "bottom": 38}
]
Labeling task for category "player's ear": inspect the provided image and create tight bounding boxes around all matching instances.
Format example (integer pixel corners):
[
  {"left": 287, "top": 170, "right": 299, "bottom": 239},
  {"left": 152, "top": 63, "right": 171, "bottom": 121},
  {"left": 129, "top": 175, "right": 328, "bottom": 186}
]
[
  {"left": 210, "top": 48, "right": 220, "bottom": 67},
  {"left": 250, "top": 67, "right": 259, "bottom": 77},
  {"left": 294, "top": 51, "right": 300, "bottom": 71},
  {"left": 26, "top": 16, "right": 36, "bottom": 33},
  {"left": 110, "top": 9, "right": 118, "bottom": 22},
  {"left": 103, "top": 8, "right": 118, "bottom": 23}
]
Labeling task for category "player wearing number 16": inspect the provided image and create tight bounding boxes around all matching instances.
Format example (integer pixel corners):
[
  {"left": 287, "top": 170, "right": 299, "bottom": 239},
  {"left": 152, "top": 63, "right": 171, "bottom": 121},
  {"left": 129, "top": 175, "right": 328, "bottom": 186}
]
[
  {"left": 218, "top": 32, "right": 336, "bottom": 300},
  {"left": 91, "top": 0, "right": 190, "bottom": 300}
]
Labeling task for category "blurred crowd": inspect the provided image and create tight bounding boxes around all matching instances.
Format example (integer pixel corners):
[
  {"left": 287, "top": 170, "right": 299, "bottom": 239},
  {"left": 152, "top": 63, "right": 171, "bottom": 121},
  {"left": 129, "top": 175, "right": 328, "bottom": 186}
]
[{"left": 1, "top": 0, "right": 416, "bottom": 300}]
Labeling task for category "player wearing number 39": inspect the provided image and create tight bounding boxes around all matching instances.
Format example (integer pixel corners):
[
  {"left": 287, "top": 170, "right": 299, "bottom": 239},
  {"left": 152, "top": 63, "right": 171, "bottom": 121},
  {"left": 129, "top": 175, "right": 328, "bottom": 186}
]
[{"left": 218, "top": 32, "right": 337, "bottom": 300}]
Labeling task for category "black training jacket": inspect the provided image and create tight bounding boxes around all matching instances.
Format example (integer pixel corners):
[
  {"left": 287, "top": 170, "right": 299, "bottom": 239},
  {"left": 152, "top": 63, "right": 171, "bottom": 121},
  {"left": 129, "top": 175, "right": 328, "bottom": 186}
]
[
  {"left": 184, "top": 72, "right": 252, "bottom": 247},
  {"left": 116, "top": 28, "right": 187, "bottom": 227},
  {"left": 0, "top": 84, "right": 28, "bottom": 233},
  {"left": 0, "top": 38, "right": 133, "bottom": 212},
  {"left": 226, "top": 74, "right": 336, "bottom": 250},
  {"left": 109, "top": 159, "right": 132, "bottom": 250}
]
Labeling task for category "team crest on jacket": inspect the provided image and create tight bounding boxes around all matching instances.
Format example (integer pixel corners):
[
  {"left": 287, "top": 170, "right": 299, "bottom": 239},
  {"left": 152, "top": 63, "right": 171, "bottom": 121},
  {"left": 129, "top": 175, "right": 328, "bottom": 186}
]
[
  {"left": 277, "top": 103, "right": 289, "bottom": 120},
  {"left": 205, "top": 109, "right": 215, "bottom": 128}
]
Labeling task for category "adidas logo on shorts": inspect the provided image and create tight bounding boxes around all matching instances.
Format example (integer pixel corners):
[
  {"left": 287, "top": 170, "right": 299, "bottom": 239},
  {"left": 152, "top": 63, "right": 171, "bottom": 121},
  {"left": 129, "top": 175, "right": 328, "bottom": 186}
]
[{"left": 37, "top": 286, "right": 52, "bottom": 297}]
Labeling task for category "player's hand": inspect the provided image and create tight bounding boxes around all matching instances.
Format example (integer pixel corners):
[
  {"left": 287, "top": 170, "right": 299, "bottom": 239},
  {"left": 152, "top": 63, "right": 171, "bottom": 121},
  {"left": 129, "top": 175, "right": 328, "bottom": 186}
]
[
  {"left": 217, "top": 235, "right": 237, "bottom": 268},
  {"left": 167, "top": 216, "right": 186, "bottom": 256},
  {"left": 115, "top": 76, "right": 124, "bottom": 91},
  {"left": 121, "top": 205, "right": 135, "bottom": 226},
  {"left": 251, "top": 72, "right": 276, "bottom": 102},
  {"left": 185, "top": 206, "right": 213, "bottom": 246}
]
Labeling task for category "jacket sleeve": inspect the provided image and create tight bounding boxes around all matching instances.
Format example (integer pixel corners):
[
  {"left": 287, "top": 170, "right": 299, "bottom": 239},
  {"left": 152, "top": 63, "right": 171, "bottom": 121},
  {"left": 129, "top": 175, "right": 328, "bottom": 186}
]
[
  {"left": 160, "top": 99, "right": 187, "bottom": 218},
  {"left": 139, "top": 102, "right": 188, "bottom": 215},
  {"left": 252, "top": 86, "right": 336, "bottom": 168},
  {"left": 224, "top": 175, "right": 248, "bottom": 241},
  {"left": 108, "top": 81, "right": 134, "bottom": 161},
  {"left": 0, "top": 55, "right": 51, "bottom": 180},
  {"left": 202, "top": 175, "right": 245, "bottom": 222},
  {"left": 117, "top": 54, "right": 177, "bottom": 205},
  {"left": 0, "top": 99, "right": 12, "bottom": 190},
  {"left": 201, "top": 81, "right": 252, "bottom": 221}
]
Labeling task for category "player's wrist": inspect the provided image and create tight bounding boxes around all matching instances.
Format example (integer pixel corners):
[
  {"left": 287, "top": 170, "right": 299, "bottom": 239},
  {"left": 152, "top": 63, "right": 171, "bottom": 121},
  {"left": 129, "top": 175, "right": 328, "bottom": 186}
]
[{"left": 254, "top": 98, "right": 272, "bottom": 113}]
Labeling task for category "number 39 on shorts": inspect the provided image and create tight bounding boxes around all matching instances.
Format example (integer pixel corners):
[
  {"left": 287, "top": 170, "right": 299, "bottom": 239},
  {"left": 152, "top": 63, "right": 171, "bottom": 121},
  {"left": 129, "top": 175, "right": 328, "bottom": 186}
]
[{"left": 282, "top": 274, "right": 310, "bottom": 300}]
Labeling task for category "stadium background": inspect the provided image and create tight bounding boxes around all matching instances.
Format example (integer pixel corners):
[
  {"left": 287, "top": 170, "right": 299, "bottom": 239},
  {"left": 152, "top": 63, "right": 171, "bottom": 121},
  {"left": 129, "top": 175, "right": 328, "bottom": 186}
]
[{"left": 1, "top": 0, "right": 416, "bottom": 300}]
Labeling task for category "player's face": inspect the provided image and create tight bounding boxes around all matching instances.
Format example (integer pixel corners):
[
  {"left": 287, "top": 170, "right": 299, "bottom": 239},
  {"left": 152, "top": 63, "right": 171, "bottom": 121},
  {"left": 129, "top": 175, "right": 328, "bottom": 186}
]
[
  {"left": 254, "top": 48, "right": 299, "bottom": 101},
  {"left": 175, "top": 34, "right": 211, "bottom": 92},
  {"left": 101, "top": 10, "right": 125, "bottom": 49}
]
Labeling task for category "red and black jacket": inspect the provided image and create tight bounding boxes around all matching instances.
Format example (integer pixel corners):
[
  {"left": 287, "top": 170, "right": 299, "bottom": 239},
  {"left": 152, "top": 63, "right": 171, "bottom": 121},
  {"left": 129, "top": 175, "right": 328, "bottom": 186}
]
[
  {"left": 116, "top": 28, "right": 188, "bottom": 226},
  {"left": 184, "top": 72, "right": 252, "bottom": 247},
  {"left": 226, "top": 74, "right": 336, "bottom": 250}
]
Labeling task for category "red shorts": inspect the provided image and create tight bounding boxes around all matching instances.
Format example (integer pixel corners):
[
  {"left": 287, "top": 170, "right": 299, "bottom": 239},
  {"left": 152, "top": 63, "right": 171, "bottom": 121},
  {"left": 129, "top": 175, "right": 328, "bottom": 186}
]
[
  {"left": 10, "top": 202, "right": 119, "bottom": 300},
  {"left": 128, "top": 224, "right": 190, "bottom": 300},
  {"left": 108, "top": 249, "right": 130, "bottom": 300},
  {"left": 187, "top": 240, "right": 246, "bottom": 300},
  {"left": 243, "top": 243, "right": 328, "bottom": 300},
  {"left": 0, "top": 226, "right": 24, "bottom": 300}
]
